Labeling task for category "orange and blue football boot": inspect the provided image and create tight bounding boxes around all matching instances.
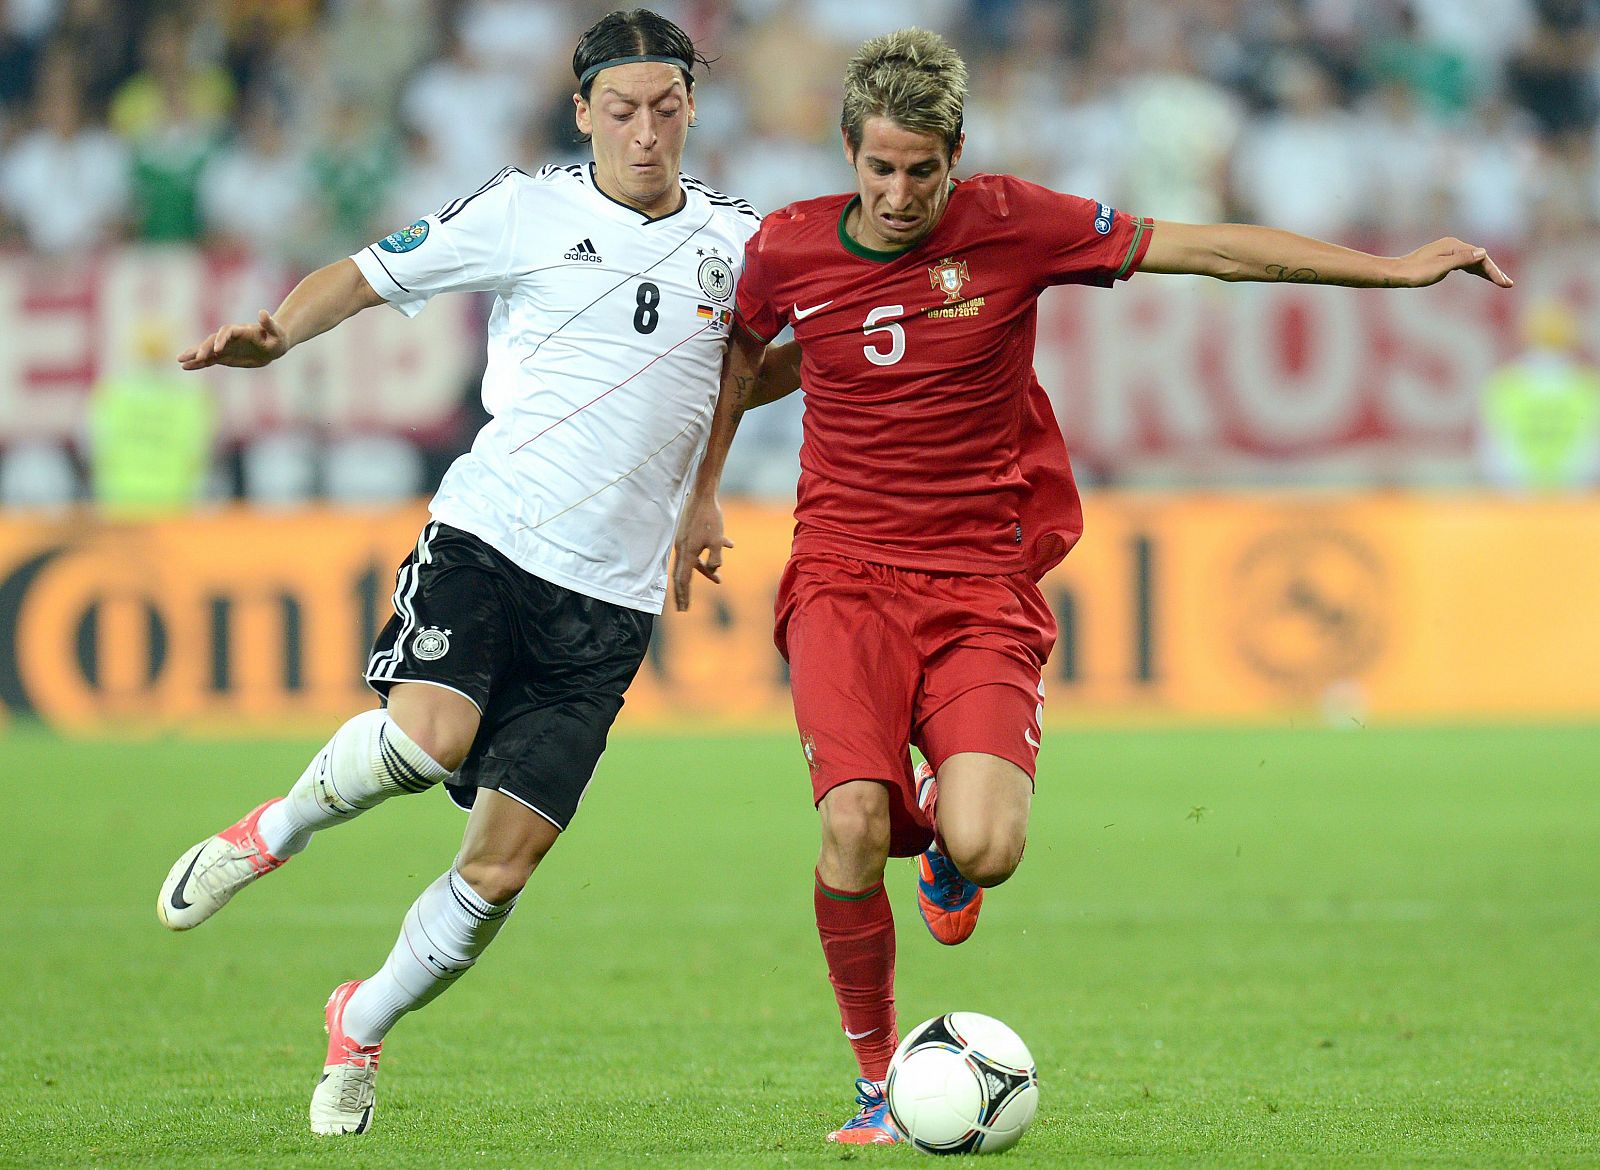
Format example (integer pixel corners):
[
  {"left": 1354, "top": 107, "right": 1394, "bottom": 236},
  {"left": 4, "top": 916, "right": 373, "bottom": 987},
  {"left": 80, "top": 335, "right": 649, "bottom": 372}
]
[
  {"left": 913, "top": 763, "right": 983, "bottom": 945},
  {"left": 826, "top": 1077, "right": 900, "bottom": 1144}
]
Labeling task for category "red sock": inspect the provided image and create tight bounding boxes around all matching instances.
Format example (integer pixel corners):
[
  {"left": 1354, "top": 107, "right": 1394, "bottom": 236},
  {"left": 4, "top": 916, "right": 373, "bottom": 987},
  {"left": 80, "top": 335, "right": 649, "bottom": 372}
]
[{"left": 814, "top": 870, "right": 898, "bottom": 1081}]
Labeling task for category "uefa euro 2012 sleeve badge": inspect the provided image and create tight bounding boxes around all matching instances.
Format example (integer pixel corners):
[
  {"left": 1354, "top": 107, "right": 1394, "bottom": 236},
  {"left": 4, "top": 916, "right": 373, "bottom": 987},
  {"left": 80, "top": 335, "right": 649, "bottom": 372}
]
[
  {"left": 378, "top": 220, "right": 430, "bottom": 253},
  {"left": 411, "top": 626, "right": 451, "bottom": 661}
]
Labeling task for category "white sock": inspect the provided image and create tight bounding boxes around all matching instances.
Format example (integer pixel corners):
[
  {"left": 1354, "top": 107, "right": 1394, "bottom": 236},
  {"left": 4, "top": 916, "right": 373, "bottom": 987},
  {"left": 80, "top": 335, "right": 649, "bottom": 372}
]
[
  {"left": 341, "top": 869, "right": 517, "bottom": 1046},
  {"left": 256, "top": 709, "right": 451, "bottom": 857}
]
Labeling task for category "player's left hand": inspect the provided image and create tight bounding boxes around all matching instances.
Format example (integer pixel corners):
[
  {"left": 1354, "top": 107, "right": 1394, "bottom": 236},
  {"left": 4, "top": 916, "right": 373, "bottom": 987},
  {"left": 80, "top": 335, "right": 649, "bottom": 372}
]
[
  {"left": 671, "top": 491, "right": 733, "bottom": 611},
  {"left": 1395, "top": 239, "right": 1513, "bottom": 289}
]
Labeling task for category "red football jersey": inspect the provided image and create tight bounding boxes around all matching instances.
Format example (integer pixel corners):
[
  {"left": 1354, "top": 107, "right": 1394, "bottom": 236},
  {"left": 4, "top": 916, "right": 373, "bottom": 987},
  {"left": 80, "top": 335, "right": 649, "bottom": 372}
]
[{"left": 736, "top": 173, "right": 1152, "bottom": 577}]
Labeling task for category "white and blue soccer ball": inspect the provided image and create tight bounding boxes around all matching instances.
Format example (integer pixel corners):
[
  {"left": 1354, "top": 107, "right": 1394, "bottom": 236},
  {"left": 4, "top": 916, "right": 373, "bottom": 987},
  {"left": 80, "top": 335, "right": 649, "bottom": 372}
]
[{"left": 885, "top": 1012, "right": 1039, "bottom": 1154}]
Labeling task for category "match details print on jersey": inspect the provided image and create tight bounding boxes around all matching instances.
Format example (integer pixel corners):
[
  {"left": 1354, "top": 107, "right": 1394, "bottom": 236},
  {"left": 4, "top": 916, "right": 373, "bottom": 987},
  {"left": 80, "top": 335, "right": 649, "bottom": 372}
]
[{"left": 352, "top": 164, "right": 760, "bottom": 615}]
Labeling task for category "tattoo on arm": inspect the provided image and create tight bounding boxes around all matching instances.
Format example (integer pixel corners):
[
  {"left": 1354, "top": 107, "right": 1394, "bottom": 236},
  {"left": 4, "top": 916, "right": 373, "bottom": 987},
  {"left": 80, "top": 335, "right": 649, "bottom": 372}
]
[
  {"left": 1265, "top": 264, "right": 1319, "bottom": 283},
  {"left": 733, "top": 372, "right": 755, "bottom": 407}
]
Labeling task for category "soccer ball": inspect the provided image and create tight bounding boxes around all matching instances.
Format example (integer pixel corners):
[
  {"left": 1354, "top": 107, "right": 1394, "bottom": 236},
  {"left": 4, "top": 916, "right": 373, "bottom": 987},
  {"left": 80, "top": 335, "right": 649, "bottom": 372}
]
[{"left": 885, "top": 1012, "right": 1039, "bottom": 1154}]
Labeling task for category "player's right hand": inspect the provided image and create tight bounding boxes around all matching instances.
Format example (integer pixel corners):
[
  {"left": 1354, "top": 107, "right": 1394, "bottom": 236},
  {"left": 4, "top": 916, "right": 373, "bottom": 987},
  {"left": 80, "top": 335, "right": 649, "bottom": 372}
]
[{"left": 177, "top": 309, "right": 289, "bottom": 370}]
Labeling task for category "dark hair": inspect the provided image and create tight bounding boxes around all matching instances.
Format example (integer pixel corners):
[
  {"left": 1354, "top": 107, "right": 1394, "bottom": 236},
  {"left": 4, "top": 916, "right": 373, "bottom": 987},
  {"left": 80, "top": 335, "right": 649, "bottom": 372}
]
[{"left": 573, "top": 9, "right": 707, "bottom": 100}]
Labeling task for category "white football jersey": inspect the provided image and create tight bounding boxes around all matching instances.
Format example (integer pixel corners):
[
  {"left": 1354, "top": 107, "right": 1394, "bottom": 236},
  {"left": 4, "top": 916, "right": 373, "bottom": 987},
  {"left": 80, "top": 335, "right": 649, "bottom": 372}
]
[{"left": 351, "top": 163, "right": 759, "bottom": 613}]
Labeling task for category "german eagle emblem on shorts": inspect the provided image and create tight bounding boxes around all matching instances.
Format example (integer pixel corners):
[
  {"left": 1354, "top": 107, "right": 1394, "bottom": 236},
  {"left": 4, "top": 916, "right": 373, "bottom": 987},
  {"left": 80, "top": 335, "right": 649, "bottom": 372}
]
[
  {"left": 411, "top": 626, "right": 452, "bottom": 661},
  {"left": 698, "top": 254, "right": 734, "bottom": 302}
]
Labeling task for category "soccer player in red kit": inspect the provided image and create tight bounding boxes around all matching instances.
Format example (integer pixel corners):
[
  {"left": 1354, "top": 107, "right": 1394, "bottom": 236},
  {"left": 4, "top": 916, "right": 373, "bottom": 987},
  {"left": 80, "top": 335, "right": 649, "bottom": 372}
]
[{"left": 672, "top": 28, "right": 1512, "bottom": 1145}]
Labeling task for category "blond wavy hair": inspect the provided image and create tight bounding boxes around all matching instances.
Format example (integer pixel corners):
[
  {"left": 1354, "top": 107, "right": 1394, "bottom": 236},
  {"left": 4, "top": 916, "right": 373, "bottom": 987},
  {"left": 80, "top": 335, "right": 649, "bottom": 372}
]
[{"left": 841, "top": 28, "right": 968, "bottom": 158}]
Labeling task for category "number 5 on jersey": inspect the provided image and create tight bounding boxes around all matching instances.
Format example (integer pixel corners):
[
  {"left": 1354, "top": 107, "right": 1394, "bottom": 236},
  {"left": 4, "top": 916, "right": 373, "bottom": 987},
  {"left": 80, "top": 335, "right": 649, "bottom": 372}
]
[{"left": 863, "top": 305, "right": 905, "bottom": 367}]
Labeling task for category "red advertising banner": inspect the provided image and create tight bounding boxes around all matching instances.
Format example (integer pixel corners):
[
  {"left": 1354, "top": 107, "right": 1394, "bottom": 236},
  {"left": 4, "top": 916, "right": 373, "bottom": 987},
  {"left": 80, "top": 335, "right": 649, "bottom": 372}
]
[
  {"left": 1030, "top": 239, "right": 1591, "bottom": 480},
  {"left": 0, "top": 242, "right": 1596, "bottom": 478},
  {"left": 0, "top": 247, "right": 479, "bottom": 444}
]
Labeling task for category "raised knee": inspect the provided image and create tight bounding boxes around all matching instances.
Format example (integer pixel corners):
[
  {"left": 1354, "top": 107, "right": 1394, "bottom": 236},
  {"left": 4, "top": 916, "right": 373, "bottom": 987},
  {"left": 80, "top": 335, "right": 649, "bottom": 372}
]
[
  {"left": 454, "top": 858, "right": 531, "bottom": 906},
  {"left": 391, "top": 715, "right": 471, "bottom": 774},
  {"left": 946, "top": 839, "right": 1024, "bottom": 889},
  {"left": 385, "top": 684, "right": 480, "bottom": 774}
]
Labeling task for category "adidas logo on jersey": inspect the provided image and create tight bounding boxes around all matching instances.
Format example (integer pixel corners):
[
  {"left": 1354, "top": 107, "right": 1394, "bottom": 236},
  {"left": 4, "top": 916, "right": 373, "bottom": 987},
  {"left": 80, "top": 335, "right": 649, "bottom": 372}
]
[{"left": 564, "top": 238, "right": 603, "bottom": 262}]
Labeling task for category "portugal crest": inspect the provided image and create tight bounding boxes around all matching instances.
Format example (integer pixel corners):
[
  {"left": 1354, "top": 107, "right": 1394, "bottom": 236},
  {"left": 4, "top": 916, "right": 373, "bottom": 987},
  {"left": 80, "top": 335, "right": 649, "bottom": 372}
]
[{"left": 928, "top": 257, "right": 970, "bottom": 303}]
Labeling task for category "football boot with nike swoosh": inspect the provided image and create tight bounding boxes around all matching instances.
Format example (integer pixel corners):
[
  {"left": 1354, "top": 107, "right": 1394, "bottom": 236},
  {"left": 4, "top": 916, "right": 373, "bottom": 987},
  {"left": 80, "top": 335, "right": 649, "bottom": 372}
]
[
  {"left": 157, "top": 800, "right": 289, "bottom": 930},
  {"left": 310, "top": 980, "right": 381, "bottom": 1135}
]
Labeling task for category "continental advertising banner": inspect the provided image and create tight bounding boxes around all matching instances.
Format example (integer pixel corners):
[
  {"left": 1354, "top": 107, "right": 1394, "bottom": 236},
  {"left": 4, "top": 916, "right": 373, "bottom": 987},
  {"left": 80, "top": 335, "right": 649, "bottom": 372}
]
[{"left": 0, "top": 496, "right": 1596, "bottom": 737}]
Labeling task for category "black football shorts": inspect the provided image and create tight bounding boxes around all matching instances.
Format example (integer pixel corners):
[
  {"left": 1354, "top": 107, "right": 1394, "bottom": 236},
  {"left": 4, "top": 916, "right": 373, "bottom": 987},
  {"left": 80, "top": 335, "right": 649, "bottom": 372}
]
[{"left": 366, "top": 522, "right": 654, "bottom": 829}]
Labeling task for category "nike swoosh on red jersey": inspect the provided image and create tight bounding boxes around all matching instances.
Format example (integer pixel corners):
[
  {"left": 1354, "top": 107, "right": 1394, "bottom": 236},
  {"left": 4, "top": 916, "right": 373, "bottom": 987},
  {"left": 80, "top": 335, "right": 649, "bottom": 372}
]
[{"left": 793, "top": 300, "right": 833, "bottom": 320}]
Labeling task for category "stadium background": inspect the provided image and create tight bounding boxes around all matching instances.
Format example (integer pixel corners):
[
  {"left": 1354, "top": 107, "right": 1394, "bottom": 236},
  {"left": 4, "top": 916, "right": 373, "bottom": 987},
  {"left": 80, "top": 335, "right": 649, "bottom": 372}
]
[
  {"left": 2, "top": 4, "right": 1598, "bottom": 1168},
  {"left": 0, "top": 0, "right": 1596, "bottom": 732}
]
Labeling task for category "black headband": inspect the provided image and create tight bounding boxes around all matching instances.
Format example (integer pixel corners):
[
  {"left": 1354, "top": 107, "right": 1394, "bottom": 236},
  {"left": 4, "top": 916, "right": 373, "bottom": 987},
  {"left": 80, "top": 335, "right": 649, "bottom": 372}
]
[{"left": 578, "top": 54, "right": 694, "bottom": 89}]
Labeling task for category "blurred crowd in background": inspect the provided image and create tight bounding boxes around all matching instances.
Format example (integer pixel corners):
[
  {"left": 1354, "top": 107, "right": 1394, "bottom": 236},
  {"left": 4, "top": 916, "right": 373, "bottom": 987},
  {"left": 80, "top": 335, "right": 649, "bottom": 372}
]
[
  {"left": 4, "top": 0, "right": 1600, "bottom": 258},
  {"left": 1, "top": 0, "right": 1598, "bottom": 510}
]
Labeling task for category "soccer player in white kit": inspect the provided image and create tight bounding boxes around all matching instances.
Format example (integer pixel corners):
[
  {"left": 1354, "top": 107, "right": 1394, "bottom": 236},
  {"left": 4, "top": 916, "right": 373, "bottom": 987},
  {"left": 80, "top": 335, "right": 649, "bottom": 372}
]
[{"left": 156, "top": 10, "right": 760, "bottom": 1136}]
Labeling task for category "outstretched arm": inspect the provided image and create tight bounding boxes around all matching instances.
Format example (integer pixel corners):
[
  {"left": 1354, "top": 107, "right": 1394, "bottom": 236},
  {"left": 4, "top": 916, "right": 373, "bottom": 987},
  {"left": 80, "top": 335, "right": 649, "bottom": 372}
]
[
  {"left": 178, "top": 258, "right": 386, "bottom": 370},
  {"left": 1139, "top": 222, "right": 1513, "bottom": 289}
]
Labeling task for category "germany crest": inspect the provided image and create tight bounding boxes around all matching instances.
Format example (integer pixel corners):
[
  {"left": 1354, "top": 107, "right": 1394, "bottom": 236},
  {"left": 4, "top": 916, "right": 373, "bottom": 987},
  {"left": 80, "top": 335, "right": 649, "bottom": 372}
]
[{"left": 928, "top": 257, "right": 970, "bottom": 302}]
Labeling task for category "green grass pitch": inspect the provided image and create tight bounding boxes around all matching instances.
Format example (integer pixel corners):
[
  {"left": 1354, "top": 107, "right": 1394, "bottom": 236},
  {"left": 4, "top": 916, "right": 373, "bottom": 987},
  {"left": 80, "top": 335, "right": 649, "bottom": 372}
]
[{"left": 1, "top": 724, "right": 1596, "bottom": 1169}]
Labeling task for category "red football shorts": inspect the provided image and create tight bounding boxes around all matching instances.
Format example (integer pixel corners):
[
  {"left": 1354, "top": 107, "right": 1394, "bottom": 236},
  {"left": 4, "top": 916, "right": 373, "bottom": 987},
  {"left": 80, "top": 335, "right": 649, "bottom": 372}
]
[{"left": 775, "top": 552, "right": 1057, "bottom": 857}]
